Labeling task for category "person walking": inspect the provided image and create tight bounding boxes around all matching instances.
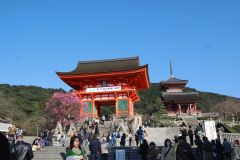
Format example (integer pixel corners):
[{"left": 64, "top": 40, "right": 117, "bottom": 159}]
[
  {"left": 10, "top": 129, "right": 34, "bottom": 160},
  {"left": 66, "top": 135, "right": 86, "bottom": 160},
  {"left": 89, "top": 134, "right": 101, "bottom": 160},
  {"left": 161, "top": 139, "right": 175, "bottom": 160},
  {"left": 188, "top": 126, "right": 194, "bottom": 146}
]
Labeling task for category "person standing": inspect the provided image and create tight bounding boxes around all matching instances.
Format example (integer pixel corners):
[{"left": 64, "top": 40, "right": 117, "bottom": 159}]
[
  {"left": 66, "top": 135, "right": 86, "bottom": 160},
  {"left": 137, "top": 126, "right": 144, "bottom": 145},
  {"left": 161, "top": 139, "right": 175, "bottom": 160},
  {"left": 202, "top": 136, "right": 212, "bottom": 160},
  {"left": 139, "top": 139, "right": 149, "bottom": 160},
  {"left": 233, "top": 139, "right": 240, "bottom": 160},
  {"left": 10, "top": 129, "right": 34, "bottom": 160},
  {"left": 94, "top": 122, "right": 99, "bottom": 136},
  {"left": 89, "top": 134, "right": 101, "bottom": 160},
  {"left": 120, "top": 133, "right": 126, "bottom": 147},
  {"left": 188, "top": 126, "right": 194, "bottom": 146},
  {"left": 148, "top": 142, "right": 158, "bottom": 160},
  {"left": 57, "top": 132, "right": 61, "bottom": 146},
  {"left": 135, "top": 133, "right": 139, "bottom": 146},
  {"left": 194, "top": 135, "right": 203, "bottom": 158},
  {"left": 101, "top": 137, "right": 109, "bottom": 160},
  {"left": 216, "top": 139, "right": 224, "bottom": 160},
  {"left": 223, "top": 138, "right": 232, "bottom": 160},
  {"left": 128, "top": 132, "right": 133, "bottom": 146},
  {"left": 176, "top": 136, "right": 194, "bottom": 160},
  {"left": 211, "top": 140, "right": 217, "bottom": 160},
  {"left": 61, "top": 133, "right": 66, "bottom": 147},
  {"left": 0, "top": 132, "right": 10, "bottom": 160},
  {"left": 101, "top": 115, "right": 106, "bottom": 125}
]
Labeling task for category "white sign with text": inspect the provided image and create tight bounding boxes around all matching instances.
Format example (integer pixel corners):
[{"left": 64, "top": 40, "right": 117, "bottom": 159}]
[
  {"left": 86, "top": 86, "right": 121, "bottom": 93},
  {"left": 205, "top": 120, "right": 217, "bottom": 141}
]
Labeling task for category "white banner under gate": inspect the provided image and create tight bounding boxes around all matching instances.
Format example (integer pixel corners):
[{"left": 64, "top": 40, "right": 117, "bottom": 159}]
[
  {"left": 204, "top": 120, "right": 217, "bottom": 141},
  {"left": 86, "top": 86, "right": 121, "bottom": 93}
]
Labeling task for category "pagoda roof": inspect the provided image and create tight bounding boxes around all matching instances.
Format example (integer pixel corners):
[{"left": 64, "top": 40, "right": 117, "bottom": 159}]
[
  {"left": 161, "top": 77, "right": 188, "bottom": 85},
  {"left": 161, "top": 92, "right": 199, "bottom": 103},
  {"left": 56, "top": 56, "right": 144, "bottom": 75}
]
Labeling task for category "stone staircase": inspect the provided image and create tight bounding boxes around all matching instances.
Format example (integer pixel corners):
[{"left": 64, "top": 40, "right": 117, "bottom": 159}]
[
  {"left": 33, "top": 146, "right": 66, "bottom": 160},
  {"left": 181, "top": 115, "right": 199, "bottom": 128},
  {"left": 98, "top": 121, "right": 112, "bottom": 137},
  {"left": 33, "top": 145, "right": 203, "bottom": 160}
]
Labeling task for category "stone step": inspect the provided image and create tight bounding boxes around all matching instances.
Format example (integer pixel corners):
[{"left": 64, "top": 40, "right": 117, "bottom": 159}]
[{"left": 33, "top": 147, "right": 66, "bottom": 160}]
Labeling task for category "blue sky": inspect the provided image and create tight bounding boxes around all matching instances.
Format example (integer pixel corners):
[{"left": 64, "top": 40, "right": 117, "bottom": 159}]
[{"left": 0, "top": 0, "right": 240, "bottom": 98}]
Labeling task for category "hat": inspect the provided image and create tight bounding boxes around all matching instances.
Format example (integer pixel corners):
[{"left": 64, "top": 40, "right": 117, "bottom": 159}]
[{"left": 16, "top": 129, "right": 23, "bottom": 137}]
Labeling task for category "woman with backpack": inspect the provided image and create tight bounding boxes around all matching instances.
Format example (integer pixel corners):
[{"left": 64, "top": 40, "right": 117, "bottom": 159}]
[{"left": 161, "top": 139, "right": 175, "bottom": 160}]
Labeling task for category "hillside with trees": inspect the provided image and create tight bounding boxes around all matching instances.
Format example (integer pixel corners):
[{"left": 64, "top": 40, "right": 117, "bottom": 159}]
[{"left": 0, "top": 83, "right": 240, "bottom": 135}]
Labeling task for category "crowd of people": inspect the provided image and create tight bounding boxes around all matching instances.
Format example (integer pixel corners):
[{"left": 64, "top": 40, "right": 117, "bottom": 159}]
[{"left": 2, "top": 120, "right": 240, "bottom": 160}]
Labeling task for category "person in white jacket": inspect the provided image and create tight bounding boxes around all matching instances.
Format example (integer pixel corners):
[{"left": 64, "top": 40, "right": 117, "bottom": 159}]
[{"left": 101, "top": 137, "right": 110, "bottom": 160}]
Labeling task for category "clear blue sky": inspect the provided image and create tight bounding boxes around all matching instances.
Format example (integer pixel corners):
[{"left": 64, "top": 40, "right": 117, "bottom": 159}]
[{"left": 0, "top": 0, "right": 240, "bottom": 98}]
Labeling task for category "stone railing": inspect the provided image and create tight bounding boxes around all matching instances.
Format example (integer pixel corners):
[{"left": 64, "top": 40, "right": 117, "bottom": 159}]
[{"left": 219, "top": 131, "right": 240, "bottom": 145}]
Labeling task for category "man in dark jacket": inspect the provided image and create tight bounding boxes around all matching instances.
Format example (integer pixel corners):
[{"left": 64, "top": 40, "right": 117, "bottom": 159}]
[
  {"left": 176, "top": 136, "right": 194, "bottom": 160},
  {"left": 188, "top": 126, "right": 194, "bottom": 146},
  {"left": 0, "top": 132, "right": 10, "bottom": 160},
  {"left": 10, "top": 129, "right": 34, "bottom": 160},
  {"left": 89, "top": 134, "right": 101, "bottom": 160}
]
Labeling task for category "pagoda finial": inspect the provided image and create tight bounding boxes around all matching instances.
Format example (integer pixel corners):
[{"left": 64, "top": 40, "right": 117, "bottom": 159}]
[{"left": 170, "top": 60, "right": 174, "bottom": 78}]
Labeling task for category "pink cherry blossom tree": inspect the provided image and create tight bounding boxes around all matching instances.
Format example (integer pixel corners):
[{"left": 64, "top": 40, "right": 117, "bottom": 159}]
[{"left": 45, "top": 92, "right": 86, "bottom": 129}]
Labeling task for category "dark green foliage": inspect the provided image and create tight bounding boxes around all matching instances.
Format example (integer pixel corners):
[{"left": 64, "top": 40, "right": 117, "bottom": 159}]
[
  {"left": 135, "top": 83, "right": 166, "bottom": 116},
  {"left": 0, "top": 84, "right": 63, "bottom": 135}
]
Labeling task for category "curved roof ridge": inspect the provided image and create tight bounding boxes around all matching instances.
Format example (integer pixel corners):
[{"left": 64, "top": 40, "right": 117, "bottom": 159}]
[{"left": 78, "top": 56, "right": 139, "bottom": 64}]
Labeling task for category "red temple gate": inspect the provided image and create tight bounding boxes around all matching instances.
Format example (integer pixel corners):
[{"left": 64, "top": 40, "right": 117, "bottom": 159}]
[{"left": 56, "top": 57, "right": 150, "bottom": 120}]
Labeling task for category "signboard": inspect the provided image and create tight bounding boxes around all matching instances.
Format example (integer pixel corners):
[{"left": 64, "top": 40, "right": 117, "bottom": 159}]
[
  {"left": 86, "top": 86, "right": 121, "bottom": 93},
  {"left": 204, "top": 120, "right": 217, "bottom": 141},
  {"left": 0, "top": 123, "right": 12, "bottom": 132},
  {"left": 116, "top": 149, "right": 125, "bottom": 160}
]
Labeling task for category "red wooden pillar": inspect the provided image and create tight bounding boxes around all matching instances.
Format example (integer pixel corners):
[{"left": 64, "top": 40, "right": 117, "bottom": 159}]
[
  {"left": 91, "top": 97, "right": 95, "bottom": 120},
  {"left": 115, "top": 97, "right": 119, "bottom": 117}
]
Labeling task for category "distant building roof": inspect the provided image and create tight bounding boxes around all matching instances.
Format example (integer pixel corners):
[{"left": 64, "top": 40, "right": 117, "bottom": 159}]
[
  {"left": 162, "top": 92, "right": 199, "bottom": 103},
  {"left": 56, "top": 56, "right": 145, "bottom": 75},
  {"left": 161, "top": 77, "right": 188, "bottom": 85}
]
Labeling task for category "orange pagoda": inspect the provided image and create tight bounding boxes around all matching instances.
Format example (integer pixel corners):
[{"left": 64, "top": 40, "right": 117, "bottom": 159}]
[
  {"left": 56, "top": 57, "right": 150, "bottom": 120},
  {"left": 160, "top": 62, "right": 200, "bottom": 116}
]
